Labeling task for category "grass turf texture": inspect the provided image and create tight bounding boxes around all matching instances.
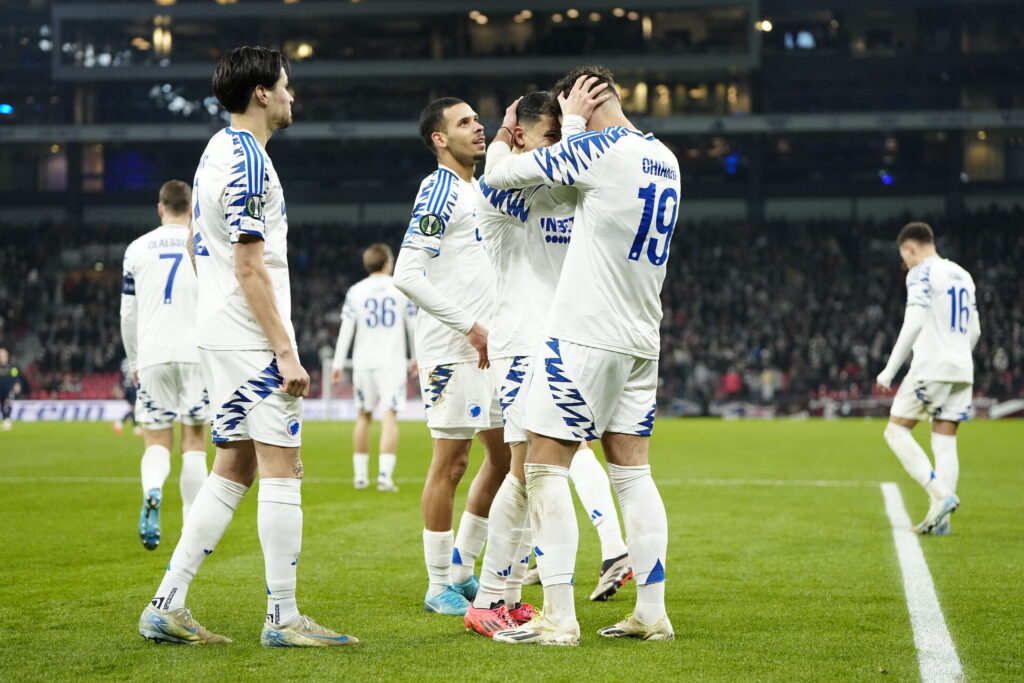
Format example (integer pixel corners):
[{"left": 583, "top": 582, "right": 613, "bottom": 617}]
[{"left": 1, "top": 419, "right": 1021, "bottom": 681}]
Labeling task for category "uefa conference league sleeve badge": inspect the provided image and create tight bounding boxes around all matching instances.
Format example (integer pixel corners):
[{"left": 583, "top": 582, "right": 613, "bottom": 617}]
[{"left": 418, "top": 213, "right": 443, "bottom": 236}]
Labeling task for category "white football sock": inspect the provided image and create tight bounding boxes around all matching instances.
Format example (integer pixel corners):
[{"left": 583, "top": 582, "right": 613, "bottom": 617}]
[
  {"left": 423, "top": 529, "right": 454, "bottom": 596},
  {"left": 609, "top": 463, "right": 668, "bottom": 624},
  {"left": 378, "top": 453, "right": 396, "bottom": 482},
  {"left": 884, "top": 423, "right": 949, "bottom": 499},
  {"left": 152, "top": 473, "right": 248, "bottom": 611},
  {"left": 353, "top": 453, "right": 369, "bottom": 483},
  {"left": 505, "top": 520, "right": 533, "bottom": 607},
  {"left": 179, "top": 450, "right": 208, "bottom": 522},
  {"left": 931, "top": 433, "right": 959, "bottom": 496},
  {"left": 452, "top": 511, "right": 488, "bottom": 583},
  {"left": 570, "top": 447, "right": 628, "bottom": 561},
  {"left": 525, "top": 463, "right": 577, "bottom": 625},
  {"left": 140, "top": 445, "right": 171, "bottom": 494},
  {"left": 258, "top": 478, "right": 302, "bottom": 626},
  {"left": 474, "top": 474, "right": 528, "bottom": 608}
]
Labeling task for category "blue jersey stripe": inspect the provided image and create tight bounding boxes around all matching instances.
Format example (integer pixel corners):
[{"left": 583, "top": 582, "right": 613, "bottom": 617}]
[
  {"left": 232, "top": 130, "right": 264, "bottom": 196},
  {"left": 427, "top": 170, "right": 453, "bottom": 216}
]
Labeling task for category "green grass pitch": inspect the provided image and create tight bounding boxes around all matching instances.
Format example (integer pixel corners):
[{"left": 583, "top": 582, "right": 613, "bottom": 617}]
[{"left": 1, "top": 419, "right": 1021, "bottom": 681}]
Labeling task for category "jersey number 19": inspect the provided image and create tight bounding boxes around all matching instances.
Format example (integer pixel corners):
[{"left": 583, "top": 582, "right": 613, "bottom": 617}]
[{"left": 628, "top": 183, "right": 678, "bottom": 266}]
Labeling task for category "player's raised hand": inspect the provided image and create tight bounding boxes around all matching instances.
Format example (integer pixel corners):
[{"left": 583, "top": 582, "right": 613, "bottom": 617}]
[
  {"left": 500, "top": 97, "right": 522, "bottom": 133},
  {"left": 466, "top": 322, "right": 490, "bottom": 370},
  {"left": 558, "top": 75, "right": 612, "bottom": 121},
  {"left": 277, "top": 350, "right": 310, "bottom": 397}
]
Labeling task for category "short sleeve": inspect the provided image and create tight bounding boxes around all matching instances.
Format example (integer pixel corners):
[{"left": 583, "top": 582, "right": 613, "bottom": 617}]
[
  {"left": 224, "top": 132, "right": 267, "bottom": 244},
  {"left": 905, "top": 263, "right": 931, "bottom": 308},
  {"left": 121, "top": 249, "right": 136, "bottom": 295},
  {"left": 402, "top": 169, "right": 459, "bottom": 256},
  {"left": 341, "top": 291, "right": 357, "bottom": 322}
]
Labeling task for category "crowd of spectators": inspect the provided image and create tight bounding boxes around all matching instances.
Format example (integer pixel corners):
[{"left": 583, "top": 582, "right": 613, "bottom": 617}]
[{"left": 1, "top": 207, "right": 1020, "bottom": 412}]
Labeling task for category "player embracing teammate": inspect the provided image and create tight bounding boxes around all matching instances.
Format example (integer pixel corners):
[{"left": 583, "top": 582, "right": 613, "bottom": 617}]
[{"left": 482, "top": 67, "right": 679, "bottom": 645}]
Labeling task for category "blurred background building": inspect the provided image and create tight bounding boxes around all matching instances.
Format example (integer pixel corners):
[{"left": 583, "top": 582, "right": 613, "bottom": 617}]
[{"left": 1, "top": 0, "right": 1022, "bottom": 415}]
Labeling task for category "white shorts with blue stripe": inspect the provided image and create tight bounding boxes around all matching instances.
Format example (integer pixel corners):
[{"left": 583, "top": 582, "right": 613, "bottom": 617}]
[
  {"left": 523, "top": 337, "right": 657, "bottom": 442},
  {"left": 200, "top": 349, "right": 302, "bottom": 448}
]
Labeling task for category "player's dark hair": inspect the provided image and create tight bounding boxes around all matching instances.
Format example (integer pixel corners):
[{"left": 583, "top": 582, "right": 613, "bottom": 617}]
[
  {"left": 363, "top": 243, "right": 393, "bottom": 274},
  {"left": 158, "top": 179, "right": 191, "bottom": 215},
  {"left": 547, "top": 65, "right": 619, "bottom": 117},
  {"left": 897, "top": 221, "right": 934, "bottom": 245},
  {"left": 212, "top": 46, "right": 290, "bottom": 114},
  {"left": 419, "top": 97, "right": 464, "bottom": 154},
  {"left": 517, "top": 91, "right": 552, "bottom": 127}
]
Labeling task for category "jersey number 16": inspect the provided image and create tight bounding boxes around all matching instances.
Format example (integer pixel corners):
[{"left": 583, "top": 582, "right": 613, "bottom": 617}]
[{"left": 947, "top": 287, "right": 970, "bottom": 333}]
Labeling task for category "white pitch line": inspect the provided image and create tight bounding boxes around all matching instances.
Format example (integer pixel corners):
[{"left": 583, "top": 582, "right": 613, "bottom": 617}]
[
  {"left": 0, "top": 475, "right": 880, "bottom": 487},
  {"left": 880, "top": 482, "right": 964, "bottom": 683}
]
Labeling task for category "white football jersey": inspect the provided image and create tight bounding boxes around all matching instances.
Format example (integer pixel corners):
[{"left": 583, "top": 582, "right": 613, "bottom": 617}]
[
  {"left": 476, "top": 179, "right": 576, "bottom": 359},
  {"left": 120, "top": 223, "right": 199, "bottom": 369},
  {"left": 400, "top": 164, "right": 496, "bottom": 366},
  {"left": 338, "top": 275, "right": 415, "bottom": 370},
  {"left": 485, "top": 115, "right": 681, "bottom": 359},
  {"left": 191, "top": 127, "right": 295, "bottom": 351},
  {"left": 905, "top": 255, "right": 978, "bottom": 382}
]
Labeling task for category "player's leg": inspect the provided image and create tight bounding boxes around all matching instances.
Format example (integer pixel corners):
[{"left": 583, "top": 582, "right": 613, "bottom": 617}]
[
  {"left": 178, "top": 363, "right": 211, "bottom": 522},
  {"left": 138, "top": 426, "right": 173, "bottom": 550},
  {"left": 494, "top": 432, "right": 580, "bottom": 645},
  {"left": 468, "top": 441, "right": 528, "bottom": 636},
  {"left": 884, "top": 379, "right": 957, "bottom": 532},
  {"left": 352, "top": 409, "right": 372, "bottom": 490},
  {"left": 140, "top": 441, "right": 255, "bottom": 644},
  {"left": 930, "top": 420, "right": 960, "bottom": 535},
  {"left": 135, "top": 365, "right": 178, "bottom": 550},
  {"left": 598, "top": 431, "right": 673, "bottom": 641},
  {"left": 468, "top": 357, "right": 535, "bottom": 635},
  {"left": 453, "top": 427, "right": 509, "bottom": 587},
  {"left": 927, "top": 383, "right": 971, "bottom": 535},
  {"left": 596, "top": 356, "right": 672, "bottom": 641},
  {"left": 569, "top": 440, "right": 631, "bottom": 601},
  {"left": 351, "top": 365, "right": 375, "bottom": 490},
  {"left": 1, "top": 397, "right": 12, "bottom": 429},
  {"left": 179, "top": 423, "right": 208, "bottom": 521},
  {"left": 421, "top": 432, "right": 474, "bottom": 613},
  {"left": 375, "top": 368, "right": 405, "bottom": 491},
  {"left": 377, "top": 409, "right": 399, "bottom": 491}
]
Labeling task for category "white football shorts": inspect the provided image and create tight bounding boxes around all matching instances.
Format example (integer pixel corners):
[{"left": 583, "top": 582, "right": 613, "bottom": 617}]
[
  {"left": 891, "top": 376, "right": 973, "bottom": 422},
  {"left": 491, "top": 355, "right": 532, "bottom": 444},
  {"left": 523, "top": 337, "right": 657, "bottom": 441},
  {"left": 418, "top": 360, "right": 501, "bottom": 439},
  {"left": 136, "top": 362, "right": 210, "bottom": 430},
  {"left": 199, "top": 348, "right": 302, "bottom": 448},
  {"left": 353, "top": 366, "right": 408, "bottom": 414}
]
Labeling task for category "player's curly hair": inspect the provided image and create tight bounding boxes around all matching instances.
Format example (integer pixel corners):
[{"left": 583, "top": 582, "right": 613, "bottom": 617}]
[
  {"left": 897, "top": 221, "right": 934, "bottom": 245},
  {"left": 546, "top": 65, "right": 619, "bottom": 118},
  {"left": 212, "top": 46, "right": 290, "bottom": 114}
]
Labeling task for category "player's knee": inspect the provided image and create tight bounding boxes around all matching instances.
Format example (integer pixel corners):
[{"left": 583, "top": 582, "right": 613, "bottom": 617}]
[{"left": 883, "top": 422, "right": 905, "bottom": 444}]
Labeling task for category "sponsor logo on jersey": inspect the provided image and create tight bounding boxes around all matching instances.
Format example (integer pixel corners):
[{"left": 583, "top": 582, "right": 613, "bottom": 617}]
[
  {"left": 245, "top": 194, "right": 265, "bottom": 220},
  {"left": 419, "top": 213, "right": 443, "bottom": 236},
  {"left": 286, "top": 418, "right": 301, "bottom": 436}
]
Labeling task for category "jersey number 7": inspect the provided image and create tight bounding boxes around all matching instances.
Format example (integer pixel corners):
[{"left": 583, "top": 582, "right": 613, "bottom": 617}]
[{"left": 159, "top": 253, "right": 184, "bottom": 304}]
